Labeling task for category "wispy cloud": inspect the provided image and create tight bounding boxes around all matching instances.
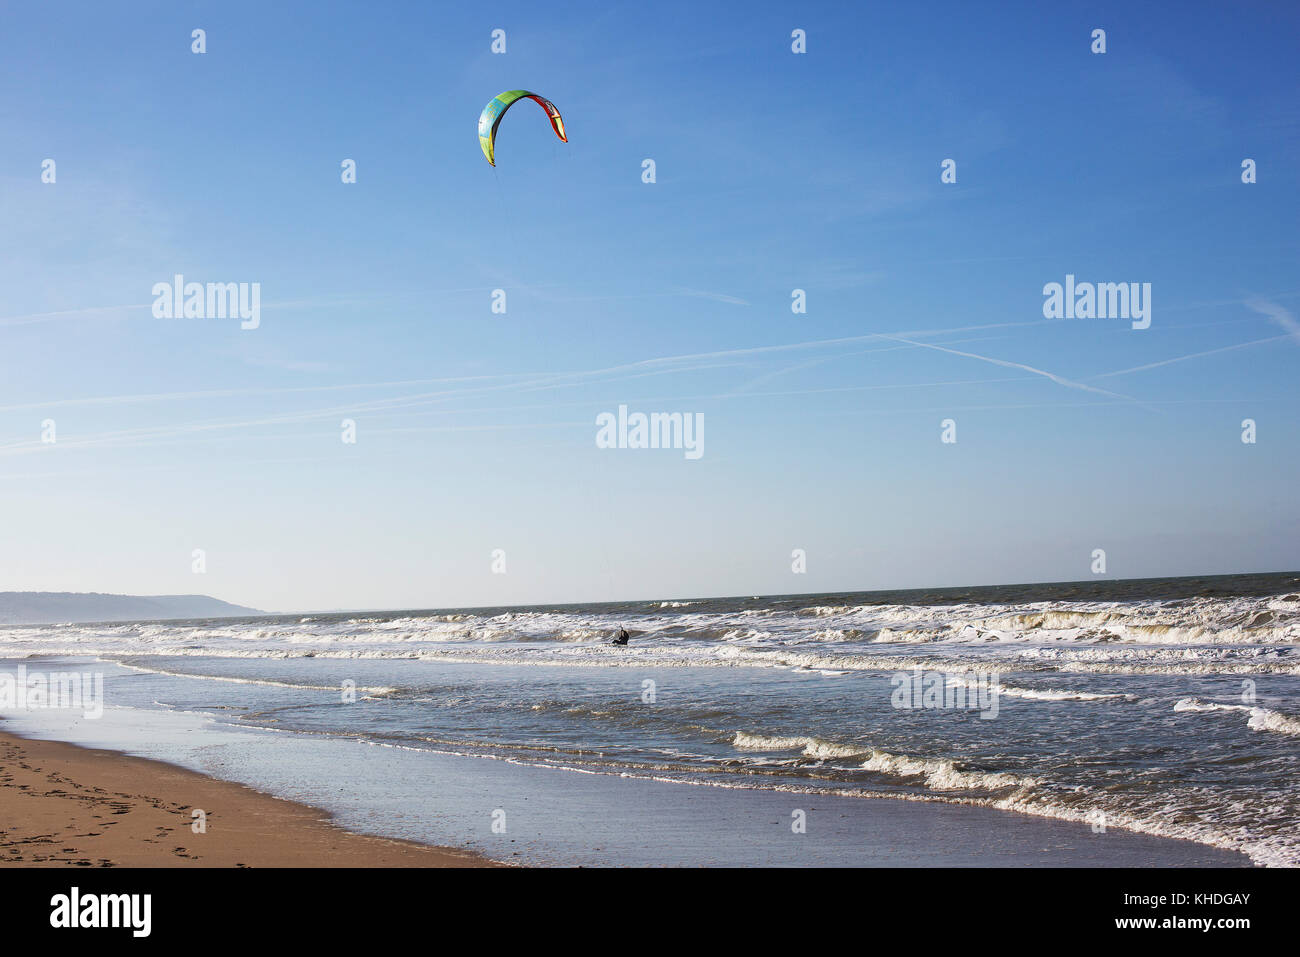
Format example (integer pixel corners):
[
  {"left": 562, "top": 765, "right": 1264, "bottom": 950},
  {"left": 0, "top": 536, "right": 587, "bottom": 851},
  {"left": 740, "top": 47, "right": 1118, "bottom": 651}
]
[
  {"left": 673, "top": 287, "right": 750, "bottom": 306},
  {"left": 0, "top": 304, "right": 150, "bottom": 328},
  {"left": 241, "top": 356, "right": 332, "bottom": 374},
  {"left": 1246, "top": 298, "right": 1300, "bottom": 344}
]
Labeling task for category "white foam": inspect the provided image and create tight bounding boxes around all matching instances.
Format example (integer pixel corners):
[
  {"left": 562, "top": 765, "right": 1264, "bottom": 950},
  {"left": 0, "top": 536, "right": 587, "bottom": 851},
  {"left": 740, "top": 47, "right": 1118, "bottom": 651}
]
[
  {"left": 731, "top": 731, "right": 867, "bottom": 761},
  {"left": 731, "top": 731, "right": 1038, "bottom": 792},
  {"left": 1174, "top": 697, "right": 1300, "bottom": 737}
]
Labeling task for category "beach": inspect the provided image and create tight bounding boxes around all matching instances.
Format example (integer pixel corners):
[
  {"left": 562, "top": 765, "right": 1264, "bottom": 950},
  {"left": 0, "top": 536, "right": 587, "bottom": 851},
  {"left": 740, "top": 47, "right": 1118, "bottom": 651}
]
[
  {"left": 0, "top": 572, "right": 1294, "bottom": 867},
  {"left": 0, "top": 730, "right": 488, "bottom": 867}
]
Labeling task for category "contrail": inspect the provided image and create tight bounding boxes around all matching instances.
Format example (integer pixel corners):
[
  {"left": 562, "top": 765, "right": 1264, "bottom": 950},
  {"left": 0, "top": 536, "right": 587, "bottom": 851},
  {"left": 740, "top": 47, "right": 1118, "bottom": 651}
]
[
  {"left": 0, "top": 320, "right": 1110, "bottom": 455},
  {"left": 1093, "top": 334, "right": 1290, "bottom": 378},
  {"left": 720, "top": 335, "right": 1011, "bottom": 396},
  {"left": 1, "top": 320, "right": 1045, "bottom": 413},
  {"left": 869, "top": 333, "right": 1139, "bottom": 401}
]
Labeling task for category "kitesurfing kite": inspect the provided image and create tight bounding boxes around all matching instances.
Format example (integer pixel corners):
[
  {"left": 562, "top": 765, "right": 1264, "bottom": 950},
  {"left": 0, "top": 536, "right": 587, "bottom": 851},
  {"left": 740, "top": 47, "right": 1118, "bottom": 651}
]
[{"left": 478, "top": 90, "right": 567, "bottom": 166}]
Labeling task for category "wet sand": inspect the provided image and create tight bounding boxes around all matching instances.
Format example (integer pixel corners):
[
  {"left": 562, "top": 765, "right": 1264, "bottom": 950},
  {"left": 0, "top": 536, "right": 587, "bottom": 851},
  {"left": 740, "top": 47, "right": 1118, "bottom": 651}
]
[{"left": 0, "top": 731, "right": 494, "bottom": 867}]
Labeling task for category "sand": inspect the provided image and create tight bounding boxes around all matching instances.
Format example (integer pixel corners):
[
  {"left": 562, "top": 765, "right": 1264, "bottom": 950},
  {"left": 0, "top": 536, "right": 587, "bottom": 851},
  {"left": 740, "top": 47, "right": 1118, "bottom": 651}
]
[{"left": 0, "top": 731, "right": 495, "bottom": 867}]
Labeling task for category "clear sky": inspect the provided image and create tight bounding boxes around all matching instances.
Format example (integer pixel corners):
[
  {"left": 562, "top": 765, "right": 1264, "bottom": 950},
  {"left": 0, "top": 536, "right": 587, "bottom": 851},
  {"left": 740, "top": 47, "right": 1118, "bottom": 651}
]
[{"left": 1, "top": 1, "right": 1297, "bottom": 612}]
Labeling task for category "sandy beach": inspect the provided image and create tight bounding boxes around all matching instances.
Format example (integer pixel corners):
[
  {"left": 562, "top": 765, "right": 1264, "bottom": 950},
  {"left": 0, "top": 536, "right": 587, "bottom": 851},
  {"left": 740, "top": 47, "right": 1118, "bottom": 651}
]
[{"left": 0, "top": 730, "right": 493, "bottom": 868}]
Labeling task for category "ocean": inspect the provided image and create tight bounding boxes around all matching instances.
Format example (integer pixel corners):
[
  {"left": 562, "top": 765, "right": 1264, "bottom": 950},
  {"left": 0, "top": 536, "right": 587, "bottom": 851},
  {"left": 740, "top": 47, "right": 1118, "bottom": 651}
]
[{"left": 2, "top": 571, "right": 1297, "bottom": 867}]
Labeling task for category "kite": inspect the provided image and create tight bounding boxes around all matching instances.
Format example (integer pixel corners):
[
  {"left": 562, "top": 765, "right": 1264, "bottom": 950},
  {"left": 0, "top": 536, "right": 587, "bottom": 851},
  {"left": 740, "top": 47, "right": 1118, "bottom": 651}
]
[{"left": 478, "top": 90, "right": 567, "bottom": 166}]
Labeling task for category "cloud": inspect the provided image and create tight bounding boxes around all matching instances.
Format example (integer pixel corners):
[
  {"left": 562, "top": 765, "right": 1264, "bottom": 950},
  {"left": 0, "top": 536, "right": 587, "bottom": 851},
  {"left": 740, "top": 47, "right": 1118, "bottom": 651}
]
[
  {"left": 0, "top": 304, "right": 150, "bottom": 328},
  {"left": 241, "top": 356, "right": 332, "bottom": 374},
  {"left": 1246, "top": 299, "right": 1300, "bottom": 344},
  {"left": 674, "top": 287, "right": 750, "bottom": 306}
]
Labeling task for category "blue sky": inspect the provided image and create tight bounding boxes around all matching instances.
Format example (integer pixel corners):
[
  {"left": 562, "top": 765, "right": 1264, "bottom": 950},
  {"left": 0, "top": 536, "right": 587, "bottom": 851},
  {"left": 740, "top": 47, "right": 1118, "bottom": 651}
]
[{"left": 1, "top": 1, "right": 1297, "bottom": 612}]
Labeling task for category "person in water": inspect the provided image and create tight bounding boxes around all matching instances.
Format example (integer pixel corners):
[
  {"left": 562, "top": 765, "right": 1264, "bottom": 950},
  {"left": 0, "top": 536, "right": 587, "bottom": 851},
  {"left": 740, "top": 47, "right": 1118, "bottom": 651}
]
[{"left": 611, "top": 627, "right": 631, "bottom": 646}]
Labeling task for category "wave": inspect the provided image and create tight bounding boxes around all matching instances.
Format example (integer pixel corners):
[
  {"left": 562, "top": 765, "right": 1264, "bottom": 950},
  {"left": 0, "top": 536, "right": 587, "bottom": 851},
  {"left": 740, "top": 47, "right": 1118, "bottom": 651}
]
[
  {"left": 859, "top": 750, "right": 1037, "bottom": 792},
  {"left": 113, "top": 660, "right": 392, "bottom": 695},
  {"left": 730, "top": 731, "right": 1038, "bottom": 792},
  {"left": 4, "top": 591, "right": 1299, "bottom": 659},
  {"left": 360, "top": 730, "right": 1290, "bottom": 867},
  {"left": 731, "top": 731, "right": 868, "bottom": 761},
  {"left": 1173, "top": 697, "right": 1300, "bottom": 738},
  {"left": 6, "top": 638, "right": 1295, "bottom": 682},
  {"left": 944, "top": 673, "right": 1134, "bottom": 702}
]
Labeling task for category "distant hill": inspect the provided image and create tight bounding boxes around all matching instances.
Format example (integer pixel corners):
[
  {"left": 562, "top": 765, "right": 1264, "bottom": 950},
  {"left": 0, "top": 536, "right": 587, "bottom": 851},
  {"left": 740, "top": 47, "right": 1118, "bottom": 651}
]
[{"left": 0, "top": 592, "right": 264, "bottom": 625}]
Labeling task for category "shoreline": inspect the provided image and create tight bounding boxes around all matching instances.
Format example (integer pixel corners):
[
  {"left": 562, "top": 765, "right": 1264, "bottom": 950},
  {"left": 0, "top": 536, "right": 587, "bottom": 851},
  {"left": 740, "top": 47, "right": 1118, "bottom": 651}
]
[
  {"left": 0, "top": 653, "right": 1270, "bottom": 867},
  {"left": 0, "top": 730, "right": 497, "bottom": 868},
  {"left": 0, "top": 711, "right": 1256, "bottom": 866}
]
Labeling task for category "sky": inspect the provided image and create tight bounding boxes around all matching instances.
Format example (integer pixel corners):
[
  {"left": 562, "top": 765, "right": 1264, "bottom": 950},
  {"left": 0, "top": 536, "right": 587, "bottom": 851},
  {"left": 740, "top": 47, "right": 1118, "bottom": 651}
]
[{"left": 1, "top": 0, "right": 1298, "bottom": 612}]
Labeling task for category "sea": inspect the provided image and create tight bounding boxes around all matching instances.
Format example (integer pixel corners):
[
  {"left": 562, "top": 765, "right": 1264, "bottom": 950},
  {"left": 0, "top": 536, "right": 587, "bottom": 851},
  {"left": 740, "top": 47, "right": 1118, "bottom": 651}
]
[{"left": 2, "top": 571, "right": 1297, "bottom": 867}]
